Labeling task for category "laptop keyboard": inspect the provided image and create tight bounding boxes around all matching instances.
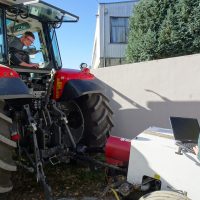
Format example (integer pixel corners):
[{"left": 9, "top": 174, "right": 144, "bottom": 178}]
[{"left": 176, "top": 142, "right": 196, "bottom": 154}]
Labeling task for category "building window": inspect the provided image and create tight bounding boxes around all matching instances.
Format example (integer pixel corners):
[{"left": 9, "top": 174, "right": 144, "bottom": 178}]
[{"left": 110, "top": 17, "right": 129, "bottom": 44}]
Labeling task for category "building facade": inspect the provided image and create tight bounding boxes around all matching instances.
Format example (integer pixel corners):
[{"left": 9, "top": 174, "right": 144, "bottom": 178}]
[{"left": 91, "top": 1, "right": 139, "bottom": 69}]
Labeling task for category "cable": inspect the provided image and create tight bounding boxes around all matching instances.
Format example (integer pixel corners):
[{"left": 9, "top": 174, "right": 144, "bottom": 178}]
[{"left": 110, "top": 188, "right": 120, "bottom": 200}]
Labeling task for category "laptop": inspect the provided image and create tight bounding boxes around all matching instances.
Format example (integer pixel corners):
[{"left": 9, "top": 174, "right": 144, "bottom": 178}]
[{"left": 169, "top": 117, "right": 199, "bottom": 153}]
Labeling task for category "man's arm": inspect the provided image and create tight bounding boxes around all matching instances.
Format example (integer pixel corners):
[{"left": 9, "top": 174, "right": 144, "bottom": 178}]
[
  {"left": 20, "top": 61, "right": 39, "bottom": 68},
  {"left": 193, "top": 135, "right": 200, "bottom": 160},
  {"left": 9, "top": 46, "right": 39, "bottom": 68},
  {"left": 10, "top": 50, "right": 39, "bottom": 68}
]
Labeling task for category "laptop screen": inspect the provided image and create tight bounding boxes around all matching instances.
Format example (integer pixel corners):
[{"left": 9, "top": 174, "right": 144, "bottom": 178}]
[{"left": 170, "top": 117, "right": 200, "bottom": 142}]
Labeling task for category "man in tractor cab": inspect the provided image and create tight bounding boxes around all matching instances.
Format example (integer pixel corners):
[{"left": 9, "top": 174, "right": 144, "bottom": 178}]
[
  {"left": 193, "top": 135, "right": 200, "bottom": 160},
  {"left": 8, "top": 31, "right": 39, "bottom": 68}
]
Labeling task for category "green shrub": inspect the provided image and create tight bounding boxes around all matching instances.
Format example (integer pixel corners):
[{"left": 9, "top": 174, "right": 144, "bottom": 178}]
[{"left": 126, "top": 0, "right": 200, "bottom": 63}]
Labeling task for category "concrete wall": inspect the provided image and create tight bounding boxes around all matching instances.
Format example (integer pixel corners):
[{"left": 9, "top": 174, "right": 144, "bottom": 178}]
[{"left": 91, "top": 54, "right": 200, "bottom": 139}]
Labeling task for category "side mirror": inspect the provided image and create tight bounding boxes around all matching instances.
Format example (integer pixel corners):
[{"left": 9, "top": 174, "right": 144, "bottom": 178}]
[
  {"left": 80, "top": 63, "right": 91, "bottom": 73},
  {"left": 80, "top": 63, "right": 88, "bottom": 69}
]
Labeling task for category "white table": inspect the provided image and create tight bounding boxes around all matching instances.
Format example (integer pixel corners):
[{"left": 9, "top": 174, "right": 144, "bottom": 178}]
[{"left": 127, "top": 127, "right": 200, "bottom": 200}]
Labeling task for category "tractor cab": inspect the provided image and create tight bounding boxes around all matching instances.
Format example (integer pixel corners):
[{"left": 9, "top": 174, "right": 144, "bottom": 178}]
[{"left": 0, "top": 0, "right": 79, "bottom": 70}]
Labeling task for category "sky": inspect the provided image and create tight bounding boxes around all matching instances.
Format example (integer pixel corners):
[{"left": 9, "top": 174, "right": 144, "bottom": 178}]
[{"left": 44, "top": 0, "right": 130, "bottom": 69}]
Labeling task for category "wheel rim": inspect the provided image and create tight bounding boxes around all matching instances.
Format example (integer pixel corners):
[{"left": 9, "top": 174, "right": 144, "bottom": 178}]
[{"left": 61, "top": 101, "right": 84, "bottom": 144}]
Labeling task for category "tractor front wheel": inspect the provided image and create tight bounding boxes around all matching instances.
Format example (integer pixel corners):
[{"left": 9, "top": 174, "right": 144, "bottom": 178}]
[
  {"left": 77, "top": 93, "right": 113, "bottom": 147},
  {"left": 61, "top": 93, "right": 113, "bottom": 148}
]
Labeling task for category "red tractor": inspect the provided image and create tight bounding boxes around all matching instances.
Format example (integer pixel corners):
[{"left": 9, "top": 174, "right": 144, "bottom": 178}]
[{"left": 0, "top": 1, "right": 113, "bottom": 199}]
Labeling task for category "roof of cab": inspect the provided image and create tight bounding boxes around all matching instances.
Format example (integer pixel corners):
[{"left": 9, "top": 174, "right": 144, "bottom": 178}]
[{"left": 1, "top": 0, "right": 79, "bottom": 23}]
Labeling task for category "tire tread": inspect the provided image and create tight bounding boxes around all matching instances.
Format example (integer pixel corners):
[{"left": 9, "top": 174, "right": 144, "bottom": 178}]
[
  {"left": 0, "top": 101, "right": 16, "bottom": 194},
  {"left": 78, "top": 93, "right": 113, "bottom": 147}
]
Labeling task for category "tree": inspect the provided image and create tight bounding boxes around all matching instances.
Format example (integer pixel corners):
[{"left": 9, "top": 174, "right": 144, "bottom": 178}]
[{"left": 126, "top": 0, "right": 200, "bottom": 63}]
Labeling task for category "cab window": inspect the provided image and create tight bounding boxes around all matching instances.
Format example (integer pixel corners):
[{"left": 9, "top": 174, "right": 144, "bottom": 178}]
[
  {"left": 6, "top": 18, "right": 50, "bottom": 68},
  {"left": 50, "top": 28, "right": 62, "bottom": 68},
  {"left": 28, "top": 31, "right": 46, "bottom": 67},
  {"left": 0, "top": 9, "right": 6, "bottom": 63}
]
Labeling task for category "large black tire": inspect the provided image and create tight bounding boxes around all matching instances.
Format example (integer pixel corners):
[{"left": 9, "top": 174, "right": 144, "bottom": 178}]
[
  {"left": 139, "top": 191, "right": 191, "bottom": 200},
  {"left": 0, "top": 100, "right": 16, "bottom": 197},
  {"left": 77, "top": 93, "right": 114, "bottom": 147}
]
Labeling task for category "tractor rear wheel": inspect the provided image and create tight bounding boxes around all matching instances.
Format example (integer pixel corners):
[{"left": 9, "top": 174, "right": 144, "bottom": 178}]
[
  {"left": 139, "top": 191, "right": 191, "bottom": 200},
  {"left": 77, "top": 93, "right": 113, "bottom": 147},
  {"left": 0, "top": 100, "right": 16, "bottom": 197}
]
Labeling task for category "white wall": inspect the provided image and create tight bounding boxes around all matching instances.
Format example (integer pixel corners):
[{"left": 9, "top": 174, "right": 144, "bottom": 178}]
[
  {"left": 91, "top": 7, "right": 100, "bottom": 69},
  {"left": 91, "top": 54, "right": 200, "bottom": 139}
]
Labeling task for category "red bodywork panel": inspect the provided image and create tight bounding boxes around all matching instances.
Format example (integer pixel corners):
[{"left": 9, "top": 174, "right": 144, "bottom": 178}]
[
  {"left": 105, "top": 136, "right": 131, "bottom": 167},
  {"left": 0, "top": 65, "right": 19, "bottom": 78},
  {"left": 53, "top": 68, "right": 94, "bottom": 100}
]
